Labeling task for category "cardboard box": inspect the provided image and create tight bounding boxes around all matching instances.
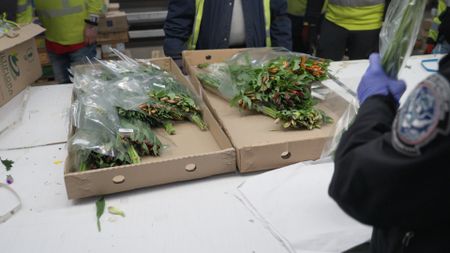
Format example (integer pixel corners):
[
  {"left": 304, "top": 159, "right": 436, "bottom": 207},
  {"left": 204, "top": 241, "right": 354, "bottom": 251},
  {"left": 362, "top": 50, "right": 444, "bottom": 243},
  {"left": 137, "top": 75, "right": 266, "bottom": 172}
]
[
  {"left": 64, "top": 57, "right": 236, "bottom": 199},
  {"left": 183, "top": 49, "right": 349, "bottom": 173},
  {"left": 97, "top": 31, "right": 129, "bottom": 45},
  {"left": 108, "top": 3, "right": 120, "bottom": 12},
  {"left": 98, "top": 11, "right": 129, "bottom": 34},
  {"left": 0, "top": 23, "right": 44, "bottom": 107}
]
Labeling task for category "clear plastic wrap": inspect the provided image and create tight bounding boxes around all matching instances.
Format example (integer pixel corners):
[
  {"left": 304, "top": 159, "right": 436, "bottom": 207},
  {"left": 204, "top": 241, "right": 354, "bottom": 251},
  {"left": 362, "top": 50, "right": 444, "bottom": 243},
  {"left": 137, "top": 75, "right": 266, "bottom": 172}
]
[
  {"left": 71, "top": 93, "right": 121, "bottom": 134},
  {"left": 320, "top": 97, "right": 359, "bottom": 159},
  {"left": 68, "top": 49, "right": 207, "bottom": 171},
  {"left": 380, "top": 0, "right": 427, "bottom": 78}
]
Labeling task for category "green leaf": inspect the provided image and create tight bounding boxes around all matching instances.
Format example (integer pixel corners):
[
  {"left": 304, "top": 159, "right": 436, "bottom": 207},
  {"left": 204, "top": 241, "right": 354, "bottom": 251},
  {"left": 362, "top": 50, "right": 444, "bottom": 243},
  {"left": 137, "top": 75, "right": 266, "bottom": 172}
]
[
  {"left": 0, "top": 157, "right": 14, "bottom": 171},
  {"left": 96, "top": 196, "right": 105, "bottom": 232}
]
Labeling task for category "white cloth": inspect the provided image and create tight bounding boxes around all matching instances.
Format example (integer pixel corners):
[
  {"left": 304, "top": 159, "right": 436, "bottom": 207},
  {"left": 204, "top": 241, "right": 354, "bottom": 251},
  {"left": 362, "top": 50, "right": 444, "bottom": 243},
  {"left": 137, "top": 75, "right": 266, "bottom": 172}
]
[{"left": 236, "top": 158, "right": 371, "bottom": 253}]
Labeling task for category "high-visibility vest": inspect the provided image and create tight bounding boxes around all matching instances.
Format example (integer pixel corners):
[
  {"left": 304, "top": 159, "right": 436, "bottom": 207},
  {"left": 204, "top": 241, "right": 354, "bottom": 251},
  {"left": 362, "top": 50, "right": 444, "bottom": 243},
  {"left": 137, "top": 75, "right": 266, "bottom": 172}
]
[
  {"left": 326, "top": 0, "right": 385, "bottom": 31},
  {"left": 287, "top": 0, "right": 308, "bottom": 16},
  {"left": 34, "top": 0, "right": 103, "bottom": 45},
  {"left": 187, "top": 0, "right": 271, "bottom": 50},
  {"left": 16, "top": 0, "right": 33, "bottom": 24},
  {"left": 287, "top": 0, "right": 328, "bottom": 17},
  {"left": 429, "top": 0, "right": 449, "bottom": 42}
]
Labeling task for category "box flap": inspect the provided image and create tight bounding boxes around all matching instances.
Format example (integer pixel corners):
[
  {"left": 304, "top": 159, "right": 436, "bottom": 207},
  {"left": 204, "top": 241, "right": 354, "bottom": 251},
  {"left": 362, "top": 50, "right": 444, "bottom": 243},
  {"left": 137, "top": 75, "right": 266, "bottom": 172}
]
[{"left": 0, "top": 23, "right": 45, "bottom": 52}]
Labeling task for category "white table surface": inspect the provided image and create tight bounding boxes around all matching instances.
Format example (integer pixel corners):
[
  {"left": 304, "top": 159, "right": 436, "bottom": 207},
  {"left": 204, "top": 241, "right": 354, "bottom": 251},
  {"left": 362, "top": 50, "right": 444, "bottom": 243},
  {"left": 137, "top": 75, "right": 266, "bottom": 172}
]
[{"left": 0, "top": 54, "right": 443, "bottom": 253}]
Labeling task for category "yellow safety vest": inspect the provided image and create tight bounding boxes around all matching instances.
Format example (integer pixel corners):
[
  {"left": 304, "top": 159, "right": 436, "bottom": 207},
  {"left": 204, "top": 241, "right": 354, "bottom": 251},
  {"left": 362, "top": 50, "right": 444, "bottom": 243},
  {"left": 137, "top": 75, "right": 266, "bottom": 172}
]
[
  {"left": 326, "top": 0, "right": 384, "bottom": 31},
  {"left": 35, "top": 0, "right": 104, "bottom": 45},
  {"left": 287, "top": 0, "right": 308, "bottom": 16},
  {"left": 428, "top": 0, "right": 448, "bottom": 42},
  {"left": 187, "top": 0, "right": 271, "bottom": 50},
  {"left": 287, "top": 0, "right": 328, "bottom": 17},
  {"left": 16, "top": 0, "right": 33, "bottom": 24}
]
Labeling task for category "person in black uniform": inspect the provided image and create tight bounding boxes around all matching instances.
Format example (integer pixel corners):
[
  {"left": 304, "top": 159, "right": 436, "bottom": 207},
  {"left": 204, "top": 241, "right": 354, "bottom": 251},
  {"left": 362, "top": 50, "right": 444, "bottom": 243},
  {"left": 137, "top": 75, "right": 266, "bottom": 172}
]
[{"left": 330, "top": 52, "right": 450, "bottom": 253}]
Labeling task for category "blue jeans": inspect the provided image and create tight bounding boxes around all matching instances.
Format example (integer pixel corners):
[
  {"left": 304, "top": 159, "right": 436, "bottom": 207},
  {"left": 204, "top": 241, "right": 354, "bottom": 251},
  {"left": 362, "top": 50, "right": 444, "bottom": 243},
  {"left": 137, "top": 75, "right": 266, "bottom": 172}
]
[
  {"left": 432, "top": 41, "right": 450, "bottom": 54},
  {"left": 47, "top": 44, "right": 97, "bottom": 84}
]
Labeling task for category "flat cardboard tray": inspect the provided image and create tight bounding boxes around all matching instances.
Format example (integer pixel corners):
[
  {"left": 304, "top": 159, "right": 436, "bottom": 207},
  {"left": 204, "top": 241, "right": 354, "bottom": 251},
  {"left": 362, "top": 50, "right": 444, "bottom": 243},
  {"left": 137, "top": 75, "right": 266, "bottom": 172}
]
[
  {"left": 64, "top": 57, "right": 236, "bottom": 199},
  {"left": 183, "top": 49, "right": 349, "bottom": 173}
]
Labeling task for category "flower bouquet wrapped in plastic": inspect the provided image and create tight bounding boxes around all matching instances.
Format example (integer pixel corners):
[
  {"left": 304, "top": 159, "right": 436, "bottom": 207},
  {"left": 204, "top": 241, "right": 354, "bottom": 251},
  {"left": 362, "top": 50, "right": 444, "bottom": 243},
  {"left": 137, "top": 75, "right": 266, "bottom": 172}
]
[{"left": 196, "top": 48, "right": 332, "bottom": 130}]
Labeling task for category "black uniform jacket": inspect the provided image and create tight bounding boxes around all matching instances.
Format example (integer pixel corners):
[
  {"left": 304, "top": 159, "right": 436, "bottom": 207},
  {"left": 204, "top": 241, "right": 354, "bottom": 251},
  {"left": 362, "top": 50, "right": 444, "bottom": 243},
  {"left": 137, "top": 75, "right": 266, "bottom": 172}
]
[{"left": 330, "top": 54, "right": 450, "bottom": 253}]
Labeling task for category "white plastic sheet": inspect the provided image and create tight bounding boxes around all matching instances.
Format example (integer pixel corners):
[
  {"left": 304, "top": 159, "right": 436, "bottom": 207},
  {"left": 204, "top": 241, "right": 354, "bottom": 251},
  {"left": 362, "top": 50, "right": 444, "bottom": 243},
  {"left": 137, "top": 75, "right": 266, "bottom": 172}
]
[{"left": 236, "top": 159, "right": 371, "bottom": 253}]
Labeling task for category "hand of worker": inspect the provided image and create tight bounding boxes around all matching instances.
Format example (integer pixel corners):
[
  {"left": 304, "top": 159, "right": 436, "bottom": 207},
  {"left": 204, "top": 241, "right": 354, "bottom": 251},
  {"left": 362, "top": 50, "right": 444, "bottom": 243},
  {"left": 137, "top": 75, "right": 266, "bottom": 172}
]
[
  {"left": 84, "top": 24, "right": 98, "bottom": 45},
  {"left": 301, "top": 23, "right": 318, "bottom": 54},
  {"left": 357, "top": 53, "right": 406, "bottom": 105},
  {"left": 424, "top": 43, "right": 435, "bottom": 54}
]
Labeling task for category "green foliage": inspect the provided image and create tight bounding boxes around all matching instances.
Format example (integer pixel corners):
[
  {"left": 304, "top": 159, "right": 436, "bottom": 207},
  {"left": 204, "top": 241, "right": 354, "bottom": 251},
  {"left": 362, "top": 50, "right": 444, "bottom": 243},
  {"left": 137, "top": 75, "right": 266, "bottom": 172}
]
[
  {"left": 197, "top": 54, "right": 332, "bottom": 130},
  {"left": 96, "top": 196, "right": 105, "bottom": 232},
  {"left": 0, "top": 157, "right": 14, "bottom": 171}
]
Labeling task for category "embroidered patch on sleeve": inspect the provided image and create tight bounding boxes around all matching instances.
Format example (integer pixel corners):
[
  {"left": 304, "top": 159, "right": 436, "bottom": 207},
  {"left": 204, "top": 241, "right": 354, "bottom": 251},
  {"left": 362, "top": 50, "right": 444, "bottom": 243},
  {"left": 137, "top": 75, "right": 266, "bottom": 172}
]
[{"left": 392, "top": 74, "right": 450, "bottom": 156}]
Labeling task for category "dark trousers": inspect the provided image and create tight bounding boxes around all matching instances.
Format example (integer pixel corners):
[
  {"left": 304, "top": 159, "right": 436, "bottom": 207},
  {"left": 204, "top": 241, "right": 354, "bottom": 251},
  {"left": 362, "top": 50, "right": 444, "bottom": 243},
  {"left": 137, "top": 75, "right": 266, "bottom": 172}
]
[
  {"left": 288, "top": 14, "right": 307, "bottom": 53},
  {"left": 317, "top": 19, "right": 380, "bottom": 61},
  {"left": 47, "top": 44, "right": 97, "bottom": 84}
]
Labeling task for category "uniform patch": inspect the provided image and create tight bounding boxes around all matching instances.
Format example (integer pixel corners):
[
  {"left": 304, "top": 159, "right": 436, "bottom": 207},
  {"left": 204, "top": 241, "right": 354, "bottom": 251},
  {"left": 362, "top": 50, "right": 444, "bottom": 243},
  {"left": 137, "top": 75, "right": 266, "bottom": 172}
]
[{"left": 392, "top": 74, "right": 450, "bottom": 156}]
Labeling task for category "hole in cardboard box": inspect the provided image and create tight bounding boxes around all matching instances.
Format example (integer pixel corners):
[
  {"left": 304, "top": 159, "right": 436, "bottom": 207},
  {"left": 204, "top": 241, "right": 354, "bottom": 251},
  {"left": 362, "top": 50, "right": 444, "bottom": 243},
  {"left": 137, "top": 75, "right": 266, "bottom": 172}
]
[
  {"left": 281, "top": 151, "right": 291, "bottom": 160},
  {"left": 112, "top": 175, "right": 125, "bottom": 184},
  {"left": 205, "top": 55, "right": 212, "bottom": 60},
  {"left": 185, "top": 163, "right": 197, "bottom": 172}
]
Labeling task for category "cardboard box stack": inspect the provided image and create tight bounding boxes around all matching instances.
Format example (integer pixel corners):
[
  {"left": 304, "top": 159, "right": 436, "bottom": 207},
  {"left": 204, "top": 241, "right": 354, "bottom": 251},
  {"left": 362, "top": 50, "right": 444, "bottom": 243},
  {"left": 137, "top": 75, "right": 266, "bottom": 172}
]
[
  {"left": 0, "top": 23, "right": 45, "bottom": 106},
  {"left": 97, "top": 3, "right": 130, "bottom": 59}
]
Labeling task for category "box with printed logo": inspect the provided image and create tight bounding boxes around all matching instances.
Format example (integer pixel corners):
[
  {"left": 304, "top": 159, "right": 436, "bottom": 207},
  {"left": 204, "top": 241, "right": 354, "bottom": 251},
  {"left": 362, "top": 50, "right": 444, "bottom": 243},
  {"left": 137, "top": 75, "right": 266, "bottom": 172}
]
[{"left": 0, "top": 23, "right": 44, "bottom": 107}]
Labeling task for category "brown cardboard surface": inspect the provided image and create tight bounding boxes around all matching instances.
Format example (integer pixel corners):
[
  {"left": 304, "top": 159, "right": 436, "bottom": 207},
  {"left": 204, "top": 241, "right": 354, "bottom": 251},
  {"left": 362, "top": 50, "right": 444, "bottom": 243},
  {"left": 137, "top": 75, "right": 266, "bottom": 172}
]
[
  {"left": 0, "top": 23, "right": 44, "bottom": 107},
  {"left": 183, "top": 49, "right": 349, "bottom": 173},
  {"left": 97, "top": 31, "right": 129, "bottom": 44},
  {"left": 64, "top": 57, "right": 236, "bottom": 199},
  {"left": 98, "top": 11, "right": 129, "bottom": 33},
  {"left": 108, "top": 3, "right": 120, "bottom": 11},
  {"left": 0, "top": 23, "right": 45, "bottom": 52}
]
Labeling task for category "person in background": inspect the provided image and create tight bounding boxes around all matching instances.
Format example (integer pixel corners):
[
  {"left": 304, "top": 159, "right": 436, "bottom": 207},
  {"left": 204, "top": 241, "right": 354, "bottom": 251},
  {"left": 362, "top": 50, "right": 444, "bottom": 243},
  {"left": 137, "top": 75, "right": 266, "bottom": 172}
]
[
  {"left": 0, "top": 0, "right": 32, "bottom": 25},
  {"left": 425, "top": 0, "right": 450, "bottom": 54},
  {"left": 330, "top": 52, "right": 450, "bottom": 252},
  {"left": 286, "top": 0, "right": 326, "bottom": 54},
  {"left": 163, "top": 0, "right": 292, "bottom": 67},
  {"left": 305, "top": 0, "right": 389, "bottom": 61},
  {"left": 34, "top": 0, "right": 104, "bottom": 84},
  {"left": 16, "top": 0, "right": 33, "bottom": 24}
]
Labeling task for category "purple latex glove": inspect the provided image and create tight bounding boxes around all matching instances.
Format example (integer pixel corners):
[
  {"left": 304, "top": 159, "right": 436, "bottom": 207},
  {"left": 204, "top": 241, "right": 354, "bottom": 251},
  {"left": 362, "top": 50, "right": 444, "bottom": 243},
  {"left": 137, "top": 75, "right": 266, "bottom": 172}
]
[{"left": 357, "top": 53, "right": 407, "bottom": 105}]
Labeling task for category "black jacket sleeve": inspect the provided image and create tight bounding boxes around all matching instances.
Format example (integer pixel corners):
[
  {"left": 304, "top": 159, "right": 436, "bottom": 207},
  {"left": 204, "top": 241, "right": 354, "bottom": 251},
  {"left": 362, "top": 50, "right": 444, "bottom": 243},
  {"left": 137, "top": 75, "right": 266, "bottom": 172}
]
[
  {"left": 330, "top": 57, "right": 450, "bottom": 230},
  {"left": 270, "top": 0, "right": 292, "bottom": 50},
  {"left": 163, "top": 0, "right": 195, "bottom": 60}
]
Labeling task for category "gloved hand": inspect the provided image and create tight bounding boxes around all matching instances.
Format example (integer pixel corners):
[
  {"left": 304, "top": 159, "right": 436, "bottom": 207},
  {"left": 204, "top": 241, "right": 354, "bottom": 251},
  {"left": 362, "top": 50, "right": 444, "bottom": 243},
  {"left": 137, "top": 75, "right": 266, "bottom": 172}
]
[{"left": 357, "top": 53, "right": 407, "bottom": 105}]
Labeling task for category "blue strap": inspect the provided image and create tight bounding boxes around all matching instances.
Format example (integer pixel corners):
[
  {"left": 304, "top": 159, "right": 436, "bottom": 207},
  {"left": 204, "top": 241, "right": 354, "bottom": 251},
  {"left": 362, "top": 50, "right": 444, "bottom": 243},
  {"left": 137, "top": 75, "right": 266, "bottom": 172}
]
[{"left": 420, "top": 59, "right": 439, "bottom": 73}]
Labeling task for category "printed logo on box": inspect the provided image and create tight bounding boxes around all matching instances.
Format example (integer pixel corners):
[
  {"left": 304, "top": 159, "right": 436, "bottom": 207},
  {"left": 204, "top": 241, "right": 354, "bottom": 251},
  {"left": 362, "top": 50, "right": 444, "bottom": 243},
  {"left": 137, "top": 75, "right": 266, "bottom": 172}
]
[
  {"left": 9, "top": 53, "right": 20, "bottom": 78},
  {"left": 24, "top": 47, "right": 35, "bottom": 63},
  {"left": 0, "top": 51, "right": 20, "bottom": 96}
]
